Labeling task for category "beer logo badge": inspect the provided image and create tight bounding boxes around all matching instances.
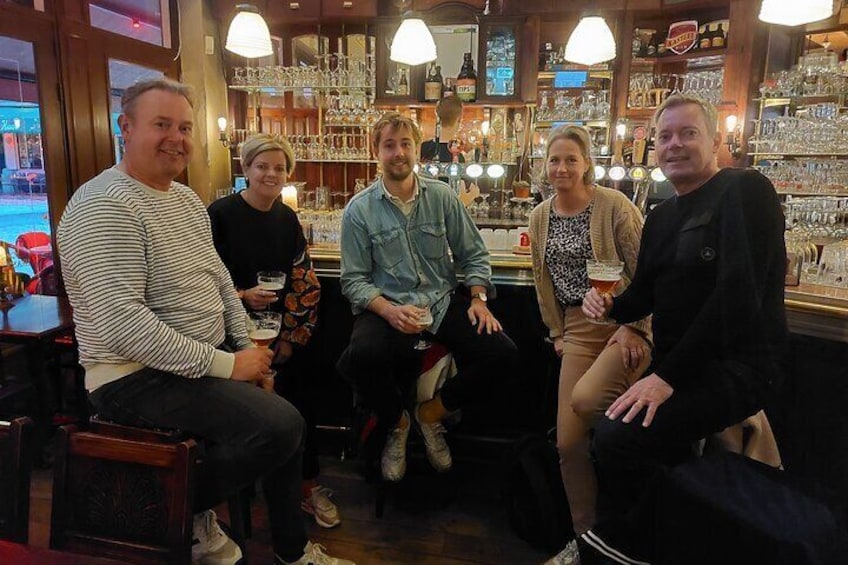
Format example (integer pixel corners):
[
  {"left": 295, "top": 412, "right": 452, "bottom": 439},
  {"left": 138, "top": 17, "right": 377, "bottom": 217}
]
[
  {"left": 667, "top": 20, "right": 698, "bottom": 55},
  {"left": 700, "top": 246, "right": 716, "bottom": 261}
]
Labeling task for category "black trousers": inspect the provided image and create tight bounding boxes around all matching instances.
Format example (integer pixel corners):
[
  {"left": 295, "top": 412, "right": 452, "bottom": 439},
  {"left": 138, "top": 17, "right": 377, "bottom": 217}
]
[
  {"left": 589, "top": 359, "right": 770, "bottom": 561},
  {"left": 340, "top": 292, "right": 518, "bottom": 431}
]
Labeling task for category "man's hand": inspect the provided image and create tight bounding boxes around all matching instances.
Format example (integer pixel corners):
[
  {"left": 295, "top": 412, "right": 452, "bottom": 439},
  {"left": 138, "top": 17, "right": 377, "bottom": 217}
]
[
  {"left": 231, "top": 348, "right": 273, "bottom": 382},
  {"left": 607, "top": 326, "right": 649, "bottom": 370},
  {"left": 242, "top": 285, "right": 278, "bottom": 310},
  {"left": 274, "top": 340, "right": 293, "bottom": 365},
  {"left": 553, "top": 336, "right": 565, "bottom": 358},
  {"left": 582, "top": 288, "right": 613, "bottom": 321},
  {"left": 467, "top": 300, "right": 502, "bottom": 335},
  {"left": 606, "top": 373, "right": 673, "bottom": 427},
  {"left": 383, "top": 303, "right": 429, "bottom": 335},
  {"left": 259, "top": 375, "right": 275, "bottom": 393}
]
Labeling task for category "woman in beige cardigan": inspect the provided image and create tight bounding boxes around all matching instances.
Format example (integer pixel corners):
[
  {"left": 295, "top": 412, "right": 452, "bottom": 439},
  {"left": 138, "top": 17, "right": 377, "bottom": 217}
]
[{"left": 531, "top": 126, "right": 651, "bottom": 565}]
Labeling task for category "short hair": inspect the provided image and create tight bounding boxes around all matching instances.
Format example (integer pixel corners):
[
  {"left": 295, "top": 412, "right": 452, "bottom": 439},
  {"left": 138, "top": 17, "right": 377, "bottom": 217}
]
[
  {"left": 121, "top": 78, "right": 194, "bottom": 117},
  {"left": 436, "top": 95, "right": 463, "bottom": 127},
  {"left": 542, "top": 125, "right": 595, "bottom": 186},
  {"left": 239, "top": 133, "right": 296, "bottom": 176},
  {"left": 653, "top": 94, "right": 718, "bottom": 137},
  {"left": 370, "top": 112, "right": 422, "bottom": 152}
]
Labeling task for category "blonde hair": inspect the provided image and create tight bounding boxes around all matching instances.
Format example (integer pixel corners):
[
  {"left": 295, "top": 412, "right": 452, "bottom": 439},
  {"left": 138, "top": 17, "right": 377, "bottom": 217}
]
[
  {"left": 239, "top": 134, "right": 296, "bottom": 176},
  {"left": 653, "top": 94, "right": 718, "bottom": 137},
  {"left": 371, "top": 112, "right": 422, "bottom": 153},
  {"left": 542, "top": 125, "right": 595, "bottom": 186}
]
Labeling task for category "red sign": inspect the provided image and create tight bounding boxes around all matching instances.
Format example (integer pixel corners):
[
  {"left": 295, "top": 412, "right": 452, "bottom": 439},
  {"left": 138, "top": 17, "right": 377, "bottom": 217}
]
[{"left": 667, "top": 20, "right": 698, "bottom": 55}]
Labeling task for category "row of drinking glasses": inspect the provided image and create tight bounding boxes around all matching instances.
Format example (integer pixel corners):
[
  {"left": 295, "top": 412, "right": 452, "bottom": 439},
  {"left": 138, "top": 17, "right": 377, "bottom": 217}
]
[
  {"left": 468, "top": 194, "right": 533, "bottom": 221},
  {"left": 289, "top": 134, "right": 372, "bottom": 161},
  {"left": 324, "top": 95, "right": 383, "bottom": 126},
  {"left": 759, "top": 52, "right": 848, "bottom": 98},
  {"left": 537, "top": 91, "right": 611, "bottom": 122},
  {"left": 756, "top": 159, "right": 848, "bottom": 195},
  {"left": 785, "top": 196, "right": 848, "bottom": 248},
  {"left": 750, "top": 113, "right": 848, "bottom": 154},
  {"left": 232, "top": 54, "right": 375, "bottom": 89},
  {"left": 627, "top": 69, "right": 724, "bottom": 108},
  {"left": 298, "top": 210, "right": 344, "bottom": 246}
]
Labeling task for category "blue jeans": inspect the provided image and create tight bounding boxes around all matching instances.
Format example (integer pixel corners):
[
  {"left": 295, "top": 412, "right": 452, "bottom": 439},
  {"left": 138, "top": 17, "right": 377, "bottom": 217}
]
[{"left": 89, "top": 368, "right": 308, "bottom": 560}]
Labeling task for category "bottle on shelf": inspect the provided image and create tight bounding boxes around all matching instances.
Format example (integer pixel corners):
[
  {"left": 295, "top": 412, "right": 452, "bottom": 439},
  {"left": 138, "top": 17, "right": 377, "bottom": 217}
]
[
  {"left": 700, "top": 25, "right": 713, "bottom": 50},
  {"left": 712, "top": 23, "right": 726, "bottom": 49},
  {"left": 397, "top": 68, "right": 409, "bottom": 96},
  {"left": 646, "top": 32, "right": 658, "bottom": 57},
  {"left": 456, "top": 52, "right": 477, "bottom": 103},
  {"left": 424, "top": 64, "right": 442, "bottom": 101},
  {"left": 444, "top": 77, "right": 455, "bottom": 97}
]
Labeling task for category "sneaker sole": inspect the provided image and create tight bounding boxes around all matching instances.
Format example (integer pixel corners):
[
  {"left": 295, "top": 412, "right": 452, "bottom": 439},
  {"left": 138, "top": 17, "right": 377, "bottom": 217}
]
[{"left": 301, "top": 501, "right": 342, "bottom": 529}]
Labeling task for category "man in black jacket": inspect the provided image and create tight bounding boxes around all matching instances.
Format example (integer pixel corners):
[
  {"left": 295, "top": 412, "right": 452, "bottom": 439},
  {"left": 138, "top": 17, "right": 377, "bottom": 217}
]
[{"left": 580, "top": 95, "right": 787, "bottom": 565}]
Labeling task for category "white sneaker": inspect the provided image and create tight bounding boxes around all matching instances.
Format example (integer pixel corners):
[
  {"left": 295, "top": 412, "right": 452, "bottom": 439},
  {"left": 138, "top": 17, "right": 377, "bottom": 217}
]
[
  {"left": 191, "top": 509, "right": 243, "bottom": 565},
  {"left": 381, "top": 411, "right": 410, "bottom": 482},
  {"left": 301, "top": 485, "right": 341, "bottom": 528},
  {"left": 276, "top": 541, "right": 356, "bottom": 565},
  {"left": 544, "top": 539, "right": 581, "bottom": 565},
  {"left": 415, "top": 405, "right": 452, "bottom": 472}
]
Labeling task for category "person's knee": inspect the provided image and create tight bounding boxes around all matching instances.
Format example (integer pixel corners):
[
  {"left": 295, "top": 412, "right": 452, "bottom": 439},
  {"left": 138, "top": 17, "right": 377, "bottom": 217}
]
[
  {"left": 570, "top": 383, "right": 607, "bottom": 421},
  {"left": 258, "top": 400, "right": 306, "bottom": 462}
]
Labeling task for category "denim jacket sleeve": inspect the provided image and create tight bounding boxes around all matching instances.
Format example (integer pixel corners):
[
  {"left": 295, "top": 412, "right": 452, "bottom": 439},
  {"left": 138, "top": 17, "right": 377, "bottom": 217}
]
[
  {"left": 444, "top": 189, "right": 492, "bottom": 289},
  {"left": 340, "top": 202, "right": 383, "bottom": 313}
]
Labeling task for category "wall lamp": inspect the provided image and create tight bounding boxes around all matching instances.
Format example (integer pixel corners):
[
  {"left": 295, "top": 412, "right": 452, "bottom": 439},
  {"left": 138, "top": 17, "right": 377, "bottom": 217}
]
[
  {"left": 725, "top": 114, "right": 742, "bottom": 159},
  {"left": 218, "top": 117, "right": 232, "bottom": 148}
]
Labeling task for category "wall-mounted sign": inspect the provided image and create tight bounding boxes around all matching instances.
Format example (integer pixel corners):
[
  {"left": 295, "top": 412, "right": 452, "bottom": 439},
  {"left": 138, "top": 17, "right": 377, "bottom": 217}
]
[{"left": 667, "top": 20, "right": 698, "bottom": 55}]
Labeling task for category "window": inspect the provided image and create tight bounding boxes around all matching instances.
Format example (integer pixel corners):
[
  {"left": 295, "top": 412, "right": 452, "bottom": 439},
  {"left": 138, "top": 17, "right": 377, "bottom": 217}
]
[
  {"left": 89, "top": 0, "right": 171, "bottom": 48},
  {"left": 108, "top": 59, "right": 164, "bottom": 162}
]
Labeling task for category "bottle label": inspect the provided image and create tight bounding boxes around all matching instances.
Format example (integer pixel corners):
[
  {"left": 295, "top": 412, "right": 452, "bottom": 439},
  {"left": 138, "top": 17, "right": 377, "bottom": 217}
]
[
  {"left": 712, "top": 36, "right": 725, "bottom": 48},
  {"left": 424, "top": 82, "right": 442, "bottom": 101},
  {"left": 456, "top": 79, "right": 476, "bottom": 101}
]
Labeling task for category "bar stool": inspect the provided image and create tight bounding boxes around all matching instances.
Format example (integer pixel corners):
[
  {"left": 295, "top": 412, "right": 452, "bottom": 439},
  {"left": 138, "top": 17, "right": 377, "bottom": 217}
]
[
  {"left": 50, "top": 417, "right": 249, "bottom": 564},
  {"left": 0, "top": 416, "right": 34, "bottom": 543}
]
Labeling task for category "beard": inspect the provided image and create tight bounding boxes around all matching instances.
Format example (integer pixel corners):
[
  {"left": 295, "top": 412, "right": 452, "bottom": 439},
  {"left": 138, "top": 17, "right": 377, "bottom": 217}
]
[{"left": 384, "top": 159, "right": 413, "bottom": 182}]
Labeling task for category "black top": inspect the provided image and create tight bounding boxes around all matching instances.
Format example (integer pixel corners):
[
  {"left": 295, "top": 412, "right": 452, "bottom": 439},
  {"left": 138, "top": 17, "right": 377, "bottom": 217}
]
[
  {"left": 420, "top": 140, "right": 465, "bottom": 164},
  {"left": 207, "top": 192, "right": 306, "bottom": 305},
  {"left": 610, "top": 168, "right": 787, "bottom": 387}
]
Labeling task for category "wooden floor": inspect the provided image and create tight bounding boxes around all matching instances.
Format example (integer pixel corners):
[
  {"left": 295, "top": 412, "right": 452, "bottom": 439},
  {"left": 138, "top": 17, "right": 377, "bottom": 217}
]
[{"left": 27, "top": 453, "right": 549, "bottom": 565}]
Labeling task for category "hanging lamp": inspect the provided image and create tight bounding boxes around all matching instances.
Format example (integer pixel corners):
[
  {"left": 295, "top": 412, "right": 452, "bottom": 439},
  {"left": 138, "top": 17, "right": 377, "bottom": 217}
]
[
  {"left": 390, "top": 12, "right": 437, "bottom": 66},
  {"left": 758, "top": 0, "right": 835, "bottom": 26},
  {"left": 225, "top": 4, "right": 273, "bottom": 59},
  {"left": 564, "top": 16, "right": 617, "bottom": 66}
]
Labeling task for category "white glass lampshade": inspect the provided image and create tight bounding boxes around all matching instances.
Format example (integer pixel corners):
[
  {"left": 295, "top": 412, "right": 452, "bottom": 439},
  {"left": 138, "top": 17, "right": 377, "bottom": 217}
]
[
  {"left": 759, "top": 0, "right": 834, "bottom": 26},
  {"left": 650, "top": 167, "right": 667, "bottom": 182},
  {"left": 594, "top": 165, "right": 607, "bottom": 180},
  {"left": 608, "top": 165, "right": 627, "bottom": 182},
  {"left": 486, "top": 164, "right": 506, "bottom": 179},
  {"left": 391, "top": 18, "right": 437, "bottom": 66},
  {"left": 225, "top": 5, "right": 273, "bottom": 59},
  {"left": 466, "top": 163, "right": 484, "bottom": 178},
  {"left": 564, "top": 16, "right": 617, "bottom": 66}
]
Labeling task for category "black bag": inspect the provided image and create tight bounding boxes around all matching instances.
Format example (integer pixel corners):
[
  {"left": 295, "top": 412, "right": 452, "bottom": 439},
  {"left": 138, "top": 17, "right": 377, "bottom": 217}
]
[
  {"left": 503, "top": 432, "right": 573, "bottom": 553},
  {"left": 654, "top": 452, "right": 848, "bottom": 565}
]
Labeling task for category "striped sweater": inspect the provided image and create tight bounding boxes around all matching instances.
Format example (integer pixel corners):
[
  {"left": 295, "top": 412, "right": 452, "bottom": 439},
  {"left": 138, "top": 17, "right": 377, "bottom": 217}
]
[{"left": 57, "top": 167, "right": 251, "bottom": 392}]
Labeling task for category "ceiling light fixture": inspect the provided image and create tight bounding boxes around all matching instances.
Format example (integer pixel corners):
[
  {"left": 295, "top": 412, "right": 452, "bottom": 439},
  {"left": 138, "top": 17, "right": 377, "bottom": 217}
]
[
  {"left": 390, "top": 12, "right": 437, "bottom": 66},
  {"left": 758, "top": 0, "right": 835, "bottom": 26},
  {"left": 564, "top": 15, "right": 617, "bottom": 66},
  {"left": 225, "top": 4, "right": 274, "bottom": 59}
]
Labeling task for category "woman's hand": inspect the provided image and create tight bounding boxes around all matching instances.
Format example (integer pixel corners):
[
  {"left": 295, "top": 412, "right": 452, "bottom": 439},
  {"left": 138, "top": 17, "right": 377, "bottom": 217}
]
[
  {"left": 553, "top": 337, "right": 565, "bottom": 358},
  {"left": 582, "top": 288, "right": 612, "bottom": 321},
  {"left": 242, "top": 285, "right": 278, "bottom": 310},
  {"left": 607, "top": 326, "right": 649, "bottom": 370}
]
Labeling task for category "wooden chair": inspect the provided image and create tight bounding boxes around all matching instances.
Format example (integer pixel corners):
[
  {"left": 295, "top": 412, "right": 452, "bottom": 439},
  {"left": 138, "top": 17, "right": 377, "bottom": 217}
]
[
  {"left": 0, "top": 416, "right": 34, "bottom": 543},
  {"left": 50, "top": 419, "right": 199, "bottom": 564}
]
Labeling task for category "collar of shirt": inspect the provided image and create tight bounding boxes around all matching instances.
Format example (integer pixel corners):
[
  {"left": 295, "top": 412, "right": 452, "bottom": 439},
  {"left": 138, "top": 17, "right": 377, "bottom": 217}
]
[{"left": 381, "top": 175, "right": 420, "bottom": 203}]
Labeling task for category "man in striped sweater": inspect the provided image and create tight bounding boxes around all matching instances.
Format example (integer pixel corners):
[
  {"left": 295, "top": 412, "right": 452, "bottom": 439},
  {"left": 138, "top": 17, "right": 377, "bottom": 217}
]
[{"left": 57, "top": 79, "right": 354, "bottom": 565}]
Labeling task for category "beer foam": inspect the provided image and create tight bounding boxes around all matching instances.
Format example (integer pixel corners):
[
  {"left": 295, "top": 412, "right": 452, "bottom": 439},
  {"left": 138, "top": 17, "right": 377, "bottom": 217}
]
[
  {"left": 249, "top": 329, "right": 278, "bottom": 340},
  {"left": 259, "top": 282, "right": 284, "bottom": 291}
]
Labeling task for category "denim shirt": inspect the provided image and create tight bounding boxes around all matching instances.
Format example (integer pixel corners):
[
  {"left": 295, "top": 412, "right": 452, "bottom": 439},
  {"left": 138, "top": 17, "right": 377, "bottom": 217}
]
[{"left": 340, "top": 175, "right": 492, "bottom": 332}]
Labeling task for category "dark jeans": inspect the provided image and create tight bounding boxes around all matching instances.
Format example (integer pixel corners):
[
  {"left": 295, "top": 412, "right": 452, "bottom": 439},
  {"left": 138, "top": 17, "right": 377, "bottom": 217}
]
[
  {"left": 88, "top": 368, "right": 308, "bottom": 561},
  {"left": 275, "top": 350, "right": 320, "bottom": 480},
  {"left": 340, "top": 292, "right": 518, "bottom": 430},
  {"left": 590, "top": 359, "right": 769, "bottom": 560}
]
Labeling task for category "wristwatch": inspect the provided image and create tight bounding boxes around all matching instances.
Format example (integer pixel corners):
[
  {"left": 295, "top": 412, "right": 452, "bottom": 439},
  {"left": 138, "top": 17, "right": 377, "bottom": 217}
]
[{"left": 472, "top": 292, "right": 488, "bottom": 303}]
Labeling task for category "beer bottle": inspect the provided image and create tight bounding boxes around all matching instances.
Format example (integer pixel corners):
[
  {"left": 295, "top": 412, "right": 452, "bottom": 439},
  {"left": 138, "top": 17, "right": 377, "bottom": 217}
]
[
  {"left": 712, "top": 23, "right": 726, "bottom": 49},
  {"left": 700, "top": 25, "right": 713, "bottom": 50},
  {"left": 456, "top": 52, "right": 477, "bottom": 102},
  {"left": 397, "top": 68, "right": 409, "bottom": 96},
  {"left": 424, "top": 63, "right": 442, "bottom": 101}
]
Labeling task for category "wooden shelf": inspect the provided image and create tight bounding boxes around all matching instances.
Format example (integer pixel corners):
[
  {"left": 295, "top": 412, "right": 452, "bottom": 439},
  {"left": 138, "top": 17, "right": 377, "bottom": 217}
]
[
  {"left": 632, "top": 48, "right": 727, "bottom": 65},
  {"left": 750, "top": 153, "right": 848, "bottom": 159},
  {"left": 535, "top": 119, "right": 609, "bottom": 128}
]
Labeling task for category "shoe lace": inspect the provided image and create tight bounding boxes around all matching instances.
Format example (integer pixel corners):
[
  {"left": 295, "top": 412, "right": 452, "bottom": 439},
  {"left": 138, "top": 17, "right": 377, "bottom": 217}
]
[
  {"left": 313, "top": 486, "right": 335, "bottom": 501},
  {"left": 552, "top": 540, "right": 580, "bottom": 565},
  {"left": 196, "top": 510, "right": 224, "bottom": 547},
  {"left": 305, "top": 542, "right": 335, "bottom": 565},
  {"left": 419, "top": 421, "right": 447, "bottom": 445}
]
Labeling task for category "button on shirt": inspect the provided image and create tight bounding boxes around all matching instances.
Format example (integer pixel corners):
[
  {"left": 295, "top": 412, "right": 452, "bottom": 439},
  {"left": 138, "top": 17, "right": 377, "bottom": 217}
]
[{"left": 340, "top": 175, "right": 492, "bottom": 332}]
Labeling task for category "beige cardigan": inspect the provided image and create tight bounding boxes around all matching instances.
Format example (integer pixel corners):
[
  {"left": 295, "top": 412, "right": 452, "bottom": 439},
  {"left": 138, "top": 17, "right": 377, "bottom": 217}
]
[{"left": 529, "top": 185, "right": 652, "bottom": 341}]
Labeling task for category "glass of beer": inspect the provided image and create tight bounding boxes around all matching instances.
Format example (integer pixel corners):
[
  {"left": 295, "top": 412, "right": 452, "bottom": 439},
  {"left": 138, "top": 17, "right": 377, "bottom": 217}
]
[
  {"left": 413, "top": 304, "right": 433, "bottom": 351},
  {"left": 257, "top": 270, "right": 287, "bottom": 309},
  {"left": 247, "top": 311, "right": 282, "bottom": 380},
  {"left": 586, "top": 259, "right": 623, "bottom": 324}
]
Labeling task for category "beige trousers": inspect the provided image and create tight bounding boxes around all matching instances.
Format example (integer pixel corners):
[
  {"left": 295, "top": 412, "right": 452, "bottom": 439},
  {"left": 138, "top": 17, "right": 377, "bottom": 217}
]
[{"left": 557, "top": 307, "right": 650, "bottom": 535}]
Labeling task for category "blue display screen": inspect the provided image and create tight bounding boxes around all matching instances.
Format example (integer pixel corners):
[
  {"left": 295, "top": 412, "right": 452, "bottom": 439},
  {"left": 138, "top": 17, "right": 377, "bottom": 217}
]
[
  {"left": 554, "top": 71, "right": 588, "bottom": 88},
  {"left": 234, "top": 176, "right": 247, "bottom": 190}
]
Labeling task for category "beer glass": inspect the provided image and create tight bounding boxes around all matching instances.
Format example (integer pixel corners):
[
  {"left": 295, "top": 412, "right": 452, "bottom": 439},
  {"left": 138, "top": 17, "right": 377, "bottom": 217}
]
[
  {"left": 257, "top": 271, "right": 286, "bottom": 310},
  {"left": 413, "top": 304, "right": 433, "bottom": 351},
  {"left": 586, "top": 260, "right": 623, "bottom": 325},
  {"left": 247, "top": 311, "right": 283, "bottom": 381}
]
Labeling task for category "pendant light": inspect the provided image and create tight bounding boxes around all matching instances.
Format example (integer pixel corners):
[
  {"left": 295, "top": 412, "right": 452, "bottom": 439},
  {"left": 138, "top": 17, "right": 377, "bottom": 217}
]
[
  {"left": 390, "top": 12, "right": 437, "bottom": 66},
  {"left": 564, "top": 16, "right": 617, "bottom": 66},
  {"left": 758, "top": 0, "right": 835, "bottom": 26},
  {"left": 225, "top": 4, "right": 273, "bottom": 59}
]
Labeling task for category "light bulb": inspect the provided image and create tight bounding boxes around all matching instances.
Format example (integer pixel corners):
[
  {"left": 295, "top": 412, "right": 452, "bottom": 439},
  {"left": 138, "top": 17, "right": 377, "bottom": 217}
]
[
  {"left": 725, "top": 114, "right": 738, "bottom": 132},
  {"left": 217, "top": 116, "right": 228, "bottom": 132}
]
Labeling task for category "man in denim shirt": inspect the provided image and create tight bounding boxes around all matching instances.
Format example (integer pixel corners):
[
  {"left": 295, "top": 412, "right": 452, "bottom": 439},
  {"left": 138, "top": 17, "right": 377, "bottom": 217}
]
[{"left": 339, "top": 113, "right": 517, "bottom": 482}]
